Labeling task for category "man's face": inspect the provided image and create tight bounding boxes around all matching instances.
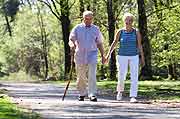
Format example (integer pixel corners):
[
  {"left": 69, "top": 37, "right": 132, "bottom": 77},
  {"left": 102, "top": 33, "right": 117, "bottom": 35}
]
[{"left": 83, "top": 15, "right": 93, "bottom": 26}]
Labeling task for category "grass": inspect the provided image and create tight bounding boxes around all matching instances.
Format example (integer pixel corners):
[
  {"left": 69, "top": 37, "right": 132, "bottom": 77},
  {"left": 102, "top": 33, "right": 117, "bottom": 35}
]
[
  {"left": 48, "top": 79, "right": 180, "bottom": 101},
  {"left": 97, "top": 80, "right": 180, "bottom": 101},
  {"left": 0, "top": 94, "right": 41, "bottom": 119},
  {"left": 1, "top": 72, "right": 180, "bottom": 102},
  {"left": 0, "top": 71, "right": 39, "bottom": 82}
]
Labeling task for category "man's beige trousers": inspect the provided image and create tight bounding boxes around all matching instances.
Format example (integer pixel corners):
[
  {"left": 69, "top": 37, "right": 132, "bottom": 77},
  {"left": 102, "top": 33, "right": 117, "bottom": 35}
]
[{"left": 76, "top": 64, "right": 97, "bottom": 97}]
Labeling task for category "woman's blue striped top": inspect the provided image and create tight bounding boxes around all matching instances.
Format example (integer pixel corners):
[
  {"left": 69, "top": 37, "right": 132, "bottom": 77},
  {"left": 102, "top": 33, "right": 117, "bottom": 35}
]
[{"left": 118, "top": 29, "right": 139, "bottom": 56}]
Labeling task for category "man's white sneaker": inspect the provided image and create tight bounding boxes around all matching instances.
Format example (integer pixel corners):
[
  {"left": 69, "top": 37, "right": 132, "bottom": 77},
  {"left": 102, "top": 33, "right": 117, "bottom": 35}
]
[
  {"left": 130, "top": 97, "right": 137, "bottom": 103},
  {"left": 116, "top": 93, "right": 122, "bottom": 101}
]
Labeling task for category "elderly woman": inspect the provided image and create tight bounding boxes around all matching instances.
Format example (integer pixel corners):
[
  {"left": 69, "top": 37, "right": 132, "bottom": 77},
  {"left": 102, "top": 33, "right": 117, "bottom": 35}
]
[{"left": 105, "top": 13, "right": 145, "bottom": 103}]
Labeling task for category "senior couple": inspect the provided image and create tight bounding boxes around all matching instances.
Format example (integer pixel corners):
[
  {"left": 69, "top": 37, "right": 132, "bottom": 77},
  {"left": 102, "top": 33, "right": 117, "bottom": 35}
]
[{"left": 69, "top": 11, "right": 145, "bottom": 103}]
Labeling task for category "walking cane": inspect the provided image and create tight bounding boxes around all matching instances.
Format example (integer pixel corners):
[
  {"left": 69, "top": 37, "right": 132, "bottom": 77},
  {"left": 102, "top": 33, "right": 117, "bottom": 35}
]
[
  {"left": 62, "top": 49, "right": 74, "bottom": 101},
  {"left": 62, "top": 80, "right": 71, "bottom": 101}
]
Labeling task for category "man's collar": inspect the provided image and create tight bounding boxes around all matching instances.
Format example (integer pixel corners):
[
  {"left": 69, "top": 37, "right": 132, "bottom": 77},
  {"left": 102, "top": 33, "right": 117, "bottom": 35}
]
[{"left": 82, "top": 23, "right": 92, "bottom": 28}]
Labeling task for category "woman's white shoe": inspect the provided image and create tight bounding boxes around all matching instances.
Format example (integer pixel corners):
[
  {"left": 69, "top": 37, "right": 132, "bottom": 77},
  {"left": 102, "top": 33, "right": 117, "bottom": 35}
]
[
  {"left": 130, "top": 97, "right": 137, "bottom": 103},
  {"left": 116, "top": 93, "right": 122, "bottom": 101}
]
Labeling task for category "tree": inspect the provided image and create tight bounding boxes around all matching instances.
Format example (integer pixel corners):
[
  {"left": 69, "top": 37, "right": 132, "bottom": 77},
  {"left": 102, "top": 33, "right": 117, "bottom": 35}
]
[
  {"left": 36, "top": 4, "right": 49, "bottom": 79},
  {"left": 79, "top": 0, "right": 84, "bottom": 16},
  {"left": 150, "top": 1, "right": 180, "bottom": 80},
  {"left": 153, "top": 0, "right": 179, "bottom": 80},
  {"left": 1, "top": 0, "right": 20, "bottom": 36},
  {"left": 106, "top": 0, "right": 116, "bottom": 80},
  {"left": 38, "top": 0, "right": 75, "bottom": 78},
  {"left": 137, "top": 0, "right": 152, "bottom": 79}
]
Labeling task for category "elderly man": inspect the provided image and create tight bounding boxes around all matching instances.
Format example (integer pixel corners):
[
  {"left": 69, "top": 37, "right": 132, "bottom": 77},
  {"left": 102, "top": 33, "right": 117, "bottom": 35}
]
[{"left": 69, "top": 11, "right": 105, "bottom": 102}]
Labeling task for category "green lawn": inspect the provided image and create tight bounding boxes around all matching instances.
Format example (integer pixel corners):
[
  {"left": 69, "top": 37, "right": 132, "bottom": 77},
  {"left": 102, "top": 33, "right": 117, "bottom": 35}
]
[
  {"left": 0, "top": 95, "right": 41, "bottom": 119},
  {"left": 51, "top": 79, "right": 180, "bottom": 101},
  {"left": 97, "top": 80, "right": 180, "bottom": 101}
]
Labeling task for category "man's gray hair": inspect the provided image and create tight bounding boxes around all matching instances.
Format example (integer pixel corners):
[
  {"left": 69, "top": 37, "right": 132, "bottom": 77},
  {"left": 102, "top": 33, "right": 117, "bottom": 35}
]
[
  {"left": 83, "top": 11, "right": 93, "bottom": 18},
  {"left": 122, "top": 12, "right": 134, "bottom": 21}
]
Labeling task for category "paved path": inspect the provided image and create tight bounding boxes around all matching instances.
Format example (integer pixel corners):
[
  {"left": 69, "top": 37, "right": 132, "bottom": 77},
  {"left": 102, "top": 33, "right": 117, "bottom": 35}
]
[{"left": 0, "top": 82, "right": 180, "bottom": 119}]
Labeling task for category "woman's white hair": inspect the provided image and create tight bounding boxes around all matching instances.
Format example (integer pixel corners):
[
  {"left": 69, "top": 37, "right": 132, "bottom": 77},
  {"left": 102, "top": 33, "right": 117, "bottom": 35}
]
[
  {"left": 122, "top": 12, "right": 134, "bottom": 21},
  {"left": 83, "top": 11, "right": 93, "bottom": 18}
]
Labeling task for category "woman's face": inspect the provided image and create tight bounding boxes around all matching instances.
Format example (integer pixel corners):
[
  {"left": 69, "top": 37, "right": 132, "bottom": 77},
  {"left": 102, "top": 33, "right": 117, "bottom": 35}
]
[{"left": 124, "top": 16, "right": 133, "bottom": 27}]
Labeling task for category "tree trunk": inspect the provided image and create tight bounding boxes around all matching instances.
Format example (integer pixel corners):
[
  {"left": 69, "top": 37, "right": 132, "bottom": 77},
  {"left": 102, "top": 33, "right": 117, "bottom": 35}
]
[
  {"left": 92, "top": 0, "right": 98, "bottom": 25},
  {"left": 43, "top": 40, "right": 48, "bottom": 79},
  {"left": 168, "top": 63, "right": 177, "bottom": 80},
  {"left": 4, "top": 15, "right": 12, "bottom": 36},
  {"left": 39, "top": 0, "right": 71, "bottom": 79},
  {"left": 37, "top": 6, "right": 49, "bottom": 79},
  {"left": 107, "top": 0, "right": 117, "bottom": 80},
  {"left": 137, "top": 0, "right": 152, "bottom": 80},
  {"left": 61, "top": 16, "right": 71, "bottom": 78},
  {"left": 86, "top": 0, "right": 91, "bottom": 10},
  {"left": 79, "top": 0, "right": 84, "bottom": 17},
  {"left": 60, "top": 0, "right": 71, "bottom": 78}
]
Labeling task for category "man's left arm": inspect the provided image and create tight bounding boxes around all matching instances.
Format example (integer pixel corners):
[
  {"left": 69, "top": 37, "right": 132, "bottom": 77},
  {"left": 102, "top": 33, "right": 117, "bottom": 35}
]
[
  {"left": 96, "top": 29, "right": 105, "bottom": 64},
  {"left": 97, "top": 43, "right": 105, "bottom": 64}
]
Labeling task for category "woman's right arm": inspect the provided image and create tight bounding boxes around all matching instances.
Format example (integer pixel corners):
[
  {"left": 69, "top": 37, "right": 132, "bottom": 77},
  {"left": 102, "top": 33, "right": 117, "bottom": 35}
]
[{"left": 106, "top": 29, "right": 121, "bottom": 61}]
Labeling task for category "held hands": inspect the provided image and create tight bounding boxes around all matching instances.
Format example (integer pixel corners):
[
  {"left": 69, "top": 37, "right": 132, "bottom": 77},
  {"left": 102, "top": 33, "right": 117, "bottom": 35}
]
[
  {"left": 101, "top": 54, "right": 110, "bottom": 64},
  {"left": 103, "top": 54, "right": 110, "bottom": 64},
  {"left": 101, "top": 55, "right": 106, "bottom": 64}
]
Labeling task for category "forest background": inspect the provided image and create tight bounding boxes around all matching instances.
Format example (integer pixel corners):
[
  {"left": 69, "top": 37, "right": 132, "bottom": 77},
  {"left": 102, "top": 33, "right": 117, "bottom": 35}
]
[{"left": 0, "top": 0, "right": 179, "bottom": 81}]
